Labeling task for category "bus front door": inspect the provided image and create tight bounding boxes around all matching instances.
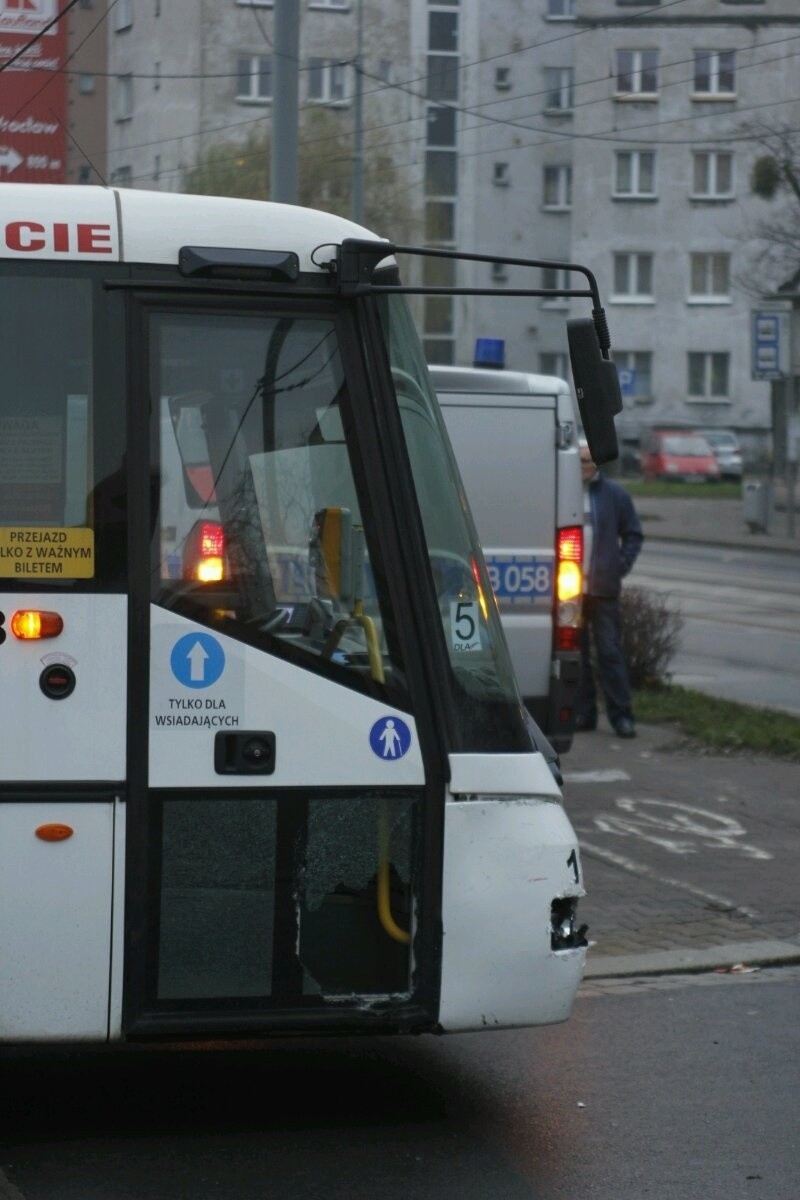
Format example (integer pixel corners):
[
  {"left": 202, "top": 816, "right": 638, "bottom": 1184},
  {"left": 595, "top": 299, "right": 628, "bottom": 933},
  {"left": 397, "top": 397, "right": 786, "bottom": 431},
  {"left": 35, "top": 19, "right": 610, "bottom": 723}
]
[{"left": 126, "top": 298, "right": 432, "bottom": 1037}]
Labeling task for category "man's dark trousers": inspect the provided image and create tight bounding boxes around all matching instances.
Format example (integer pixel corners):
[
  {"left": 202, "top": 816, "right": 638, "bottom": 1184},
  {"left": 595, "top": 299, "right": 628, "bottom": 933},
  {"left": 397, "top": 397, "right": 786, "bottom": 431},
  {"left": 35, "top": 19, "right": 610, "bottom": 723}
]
[{"left": 578, "top": 594, "right": 633, "bottom": 727}]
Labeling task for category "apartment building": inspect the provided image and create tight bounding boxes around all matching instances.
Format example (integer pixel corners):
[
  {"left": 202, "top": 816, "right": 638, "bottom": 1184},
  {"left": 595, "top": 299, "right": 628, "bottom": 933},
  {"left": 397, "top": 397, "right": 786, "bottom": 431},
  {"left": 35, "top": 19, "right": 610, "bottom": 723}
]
[
  {"left": 104, "top": 0, "right": 800, "bottom": 457},
  {"left": 66, "top": 0, "right": 107, "bottom": 185},
  {"left": 105, "top": 0, "right": 409, "bottom": 197}
]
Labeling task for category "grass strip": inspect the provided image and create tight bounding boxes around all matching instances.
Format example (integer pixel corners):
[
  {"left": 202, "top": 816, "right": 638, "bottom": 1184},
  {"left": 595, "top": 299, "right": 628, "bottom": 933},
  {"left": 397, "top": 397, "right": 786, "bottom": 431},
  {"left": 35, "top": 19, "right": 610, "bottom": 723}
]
[
  {"left": 623, "top": 480, "right": 741, "bottom": 500},
  {"left": 634, "top": 684, "right": 800, "bottom": 761}
]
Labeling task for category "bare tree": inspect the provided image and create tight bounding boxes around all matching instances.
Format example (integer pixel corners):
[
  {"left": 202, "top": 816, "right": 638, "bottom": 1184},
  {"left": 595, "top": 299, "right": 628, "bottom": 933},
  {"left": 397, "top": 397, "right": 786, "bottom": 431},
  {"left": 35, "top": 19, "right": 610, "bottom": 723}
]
[
  {"left": 744, "top": 121, "right": 800, "bottom": 294},
  {"left": 182, "top": 109, "right": 417, "bottom": 241}
]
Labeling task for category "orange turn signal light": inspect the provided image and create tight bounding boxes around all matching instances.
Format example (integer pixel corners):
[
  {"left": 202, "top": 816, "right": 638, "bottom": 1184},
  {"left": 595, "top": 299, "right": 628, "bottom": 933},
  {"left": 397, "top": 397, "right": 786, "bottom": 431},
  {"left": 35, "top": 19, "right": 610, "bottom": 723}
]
[
  {"left": 11, "top": 610, "right": 64, "bottom": 640},
  {"left": 35, "top": 823, "right": 74, "bottom": 842}
]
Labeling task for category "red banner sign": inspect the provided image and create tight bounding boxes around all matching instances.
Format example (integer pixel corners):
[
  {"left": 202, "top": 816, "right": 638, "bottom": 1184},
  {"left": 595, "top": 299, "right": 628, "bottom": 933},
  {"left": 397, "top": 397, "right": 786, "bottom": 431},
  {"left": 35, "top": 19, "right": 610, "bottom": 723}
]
[{"left": 0, "top": 0, "right": 67, "bottom": 184}]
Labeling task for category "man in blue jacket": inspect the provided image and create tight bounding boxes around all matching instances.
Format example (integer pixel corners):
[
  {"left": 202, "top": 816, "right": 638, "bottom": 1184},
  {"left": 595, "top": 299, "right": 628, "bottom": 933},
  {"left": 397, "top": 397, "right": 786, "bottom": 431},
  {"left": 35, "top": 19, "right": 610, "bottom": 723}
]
[{"left": 576, "top": 442, "right": 644, "bottom": 738}]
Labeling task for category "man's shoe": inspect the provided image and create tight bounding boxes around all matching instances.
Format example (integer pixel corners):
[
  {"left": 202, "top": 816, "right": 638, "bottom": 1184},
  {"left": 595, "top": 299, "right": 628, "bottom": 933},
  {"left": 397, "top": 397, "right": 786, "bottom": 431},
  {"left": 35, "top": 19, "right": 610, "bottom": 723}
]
[
  {"left": 612, "top": 717, "right": 636, "bottom": 739},
  {"left": 575, "top": 714, "right": 597, "bottom": 732}
]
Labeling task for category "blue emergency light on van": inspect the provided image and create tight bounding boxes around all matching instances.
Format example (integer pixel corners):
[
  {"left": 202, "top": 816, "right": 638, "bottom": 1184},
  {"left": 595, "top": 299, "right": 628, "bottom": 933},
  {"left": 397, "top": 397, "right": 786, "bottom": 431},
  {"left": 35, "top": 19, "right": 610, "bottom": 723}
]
[{"left": 473, "top": 337, "right": 505, "bottom": 369}]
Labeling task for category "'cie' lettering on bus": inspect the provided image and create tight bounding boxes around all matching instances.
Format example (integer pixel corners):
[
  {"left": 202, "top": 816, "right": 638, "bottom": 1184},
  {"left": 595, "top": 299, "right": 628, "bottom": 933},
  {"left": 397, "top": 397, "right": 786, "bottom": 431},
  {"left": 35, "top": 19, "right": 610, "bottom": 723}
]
[{"left": 3, "top": 222, "right": 113, "bottom": 254}]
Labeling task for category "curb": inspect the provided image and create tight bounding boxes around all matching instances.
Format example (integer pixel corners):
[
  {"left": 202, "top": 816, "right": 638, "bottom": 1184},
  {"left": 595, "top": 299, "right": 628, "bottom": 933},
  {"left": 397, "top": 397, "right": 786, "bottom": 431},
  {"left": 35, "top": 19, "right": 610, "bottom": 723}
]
[
  {"left": 643, "top": 529, "right": 799, "bottom": 555},
  {"left": 581, "top": 938, "right": 800, "bottom": 981}
]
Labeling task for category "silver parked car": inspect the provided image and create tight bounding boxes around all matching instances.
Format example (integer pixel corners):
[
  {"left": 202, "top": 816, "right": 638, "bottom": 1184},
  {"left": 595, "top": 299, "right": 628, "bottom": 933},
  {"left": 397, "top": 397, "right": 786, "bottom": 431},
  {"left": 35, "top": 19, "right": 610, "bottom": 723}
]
[{"left": 697, "top": 428, "right": 743, "bottom": 481}]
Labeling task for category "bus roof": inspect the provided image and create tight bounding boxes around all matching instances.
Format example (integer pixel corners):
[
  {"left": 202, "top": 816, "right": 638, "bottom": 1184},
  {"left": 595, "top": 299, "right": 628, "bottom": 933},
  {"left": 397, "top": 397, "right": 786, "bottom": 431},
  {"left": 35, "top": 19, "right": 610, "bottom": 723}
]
[{"left": 0, "top": 184, "right": 387, "bottom": 271}]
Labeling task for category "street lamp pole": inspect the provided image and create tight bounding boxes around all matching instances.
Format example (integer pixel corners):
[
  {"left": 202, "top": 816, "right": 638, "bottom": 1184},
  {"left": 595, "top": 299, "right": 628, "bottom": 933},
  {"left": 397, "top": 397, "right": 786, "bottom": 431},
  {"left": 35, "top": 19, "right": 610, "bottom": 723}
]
[
  {"left": 351, "top": 0, "right": 364, "bottom": 225},
  {"left": 271, "top": 0, "right": 299, "bottom": 204}
]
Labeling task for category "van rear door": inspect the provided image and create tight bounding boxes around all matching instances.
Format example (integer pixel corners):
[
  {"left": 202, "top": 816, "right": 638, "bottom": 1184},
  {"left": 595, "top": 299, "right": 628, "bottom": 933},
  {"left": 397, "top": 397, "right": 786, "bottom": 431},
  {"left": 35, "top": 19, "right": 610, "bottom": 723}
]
[{"left": 431, "top": 368, "right": 581, "bottom": 749}]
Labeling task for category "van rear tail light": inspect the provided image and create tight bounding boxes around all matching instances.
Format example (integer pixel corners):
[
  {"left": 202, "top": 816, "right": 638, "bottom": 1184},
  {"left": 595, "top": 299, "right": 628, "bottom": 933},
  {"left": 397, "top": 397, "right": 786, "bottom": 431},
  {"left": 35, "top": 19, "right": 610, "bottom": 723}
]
[
  {"left": 183, "top": 520, "right": 227, "bottom": 582},
  {"left": 555, "top": 524, "right": 583, "bottom": 650}
]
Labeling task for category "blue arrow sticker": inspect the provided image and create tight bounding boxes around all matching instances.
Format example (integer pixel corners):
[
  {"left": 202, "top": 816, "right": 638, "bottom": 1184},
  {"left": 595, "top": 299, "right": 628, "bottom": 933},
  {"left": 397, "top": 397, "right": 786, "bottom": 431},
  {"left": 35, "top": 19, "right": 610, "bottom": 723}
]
[
  {"left": 369, "top": 715, "right": 412, "bottom": 761},
  {"left": 170, "top": 632, "right": 225, "bottom": 689}
]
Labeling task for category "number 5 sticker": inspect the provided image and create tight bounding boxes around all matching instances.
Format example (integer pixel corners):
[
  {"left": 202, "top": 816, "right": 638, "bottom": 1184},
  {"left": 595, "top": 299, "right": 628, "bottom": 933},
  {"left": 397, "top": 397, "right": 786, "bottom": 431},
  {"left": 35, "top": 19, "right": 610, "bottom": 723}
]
[{"left": 450, "top": 599, "right": 481, "bottom": 652}]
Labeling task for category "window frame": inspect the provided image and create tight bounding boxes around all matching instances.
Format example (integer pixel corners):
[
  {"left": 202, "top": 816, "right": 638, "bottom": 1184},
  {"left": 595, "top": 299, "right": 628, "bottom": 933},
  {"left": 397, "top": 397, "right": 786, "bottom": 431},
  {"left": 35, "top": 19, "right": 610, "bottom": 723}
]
[
  {"left": 236, "top": 54, "right": 273, "bottom": 103},
  {"left": 615, "top": 48, "right": 659, "bottom": 97},
  {"left": 688, "top": 252, "right": 731, "bottom": 303},
  {"left": 612, "top": 349, "right": 653, "bottom": 401},
  {"left": 613, "top": 149, "right": 656, "bottom": 198},
  {"left": 691, "top": 150, "right": 734, "bottom": 200},
  {"left": 543, "top": 66, "right": 574, "bottom": 113},
  {"left": 307, "top": 58, "right": 348, "bottom": 104},
  {"left": 542, "top": 164, "right": 572, "bottom": 210},
  {"left": 687, "top": 351, "right": 730, "bottom": 402},
  {"left": 611, "top": 252, "right": 654, "bottom": 302},
  {"left": 693, "top": 49, "right": 736, "bottom": 98}
]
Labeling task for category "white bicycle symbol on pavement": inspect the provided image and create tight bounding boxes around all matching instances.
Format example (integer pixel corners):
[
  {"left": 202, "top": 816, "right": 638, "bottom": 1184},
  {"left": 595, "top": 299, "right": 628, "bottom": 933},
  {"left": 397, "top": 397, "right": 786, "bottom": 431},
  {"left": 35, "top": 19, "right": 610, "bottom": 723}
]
[{"left": 592, "top": 798, "right": 772, "bottom": 860}]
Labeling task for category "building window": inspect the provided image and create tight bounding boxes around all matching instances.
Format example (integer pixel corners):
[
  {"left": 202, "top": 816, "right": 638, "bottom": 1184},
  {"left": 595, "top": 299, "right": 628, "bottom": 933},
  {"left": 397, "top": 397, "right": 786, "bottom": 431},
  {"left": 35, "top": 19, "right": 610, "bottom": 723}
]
[
  {"left": 424, "top": 296, "right": 453, "bottom": 335},
  {"left": 154, "top": 62, "right": 160, "bottom": 91},
  {"left": 425, "top": 200, "right": 455, "bottom": 242},
  {"left": 78, "top": 73, "right": 95, "bottom": 95},
  {"left": 378, "top": 59, "right": 392, "bottom": 83},
  {"left": 541, "top": 266, "right": 572, "bottom": 308},
  {"left": 493, "top": 162, "right": 509, "bottom": 187},
  {"left": 544, "top": 67, "right": 573, "bottom": 112},
  {"left": 153, "top": 154, "right": 161, "bottom": 182},
  {"left": 495, "top": 66, "right": 511, "bottom": 90},
  {"left": 612, "top": 252, "right": 654, "bottom": 299},
  {"left": 693, "top": 50, "right": 735, "bottom": 96},
  {"left": 427, "top": 54, "right": 459, "bottom": 101},
  {"left": 78, "top": 163, "right": 92, "bottom": 183},
  {"left": 427, "top": 106, "right": 456, "bottom": 147},
  {"left": 425, "top": 150, "right": 457, "bottom": 195},
  {"left": 115, "top": 0, "right": 132, "bottom": 31},
  {"left": 543, "top": 164, "right": 572, "bottom": 209},
  {"left": 688, "top": 352, "right": 730, "bottom": 400},
  {"left": 111, "top": 165, "right": 133, "bottom": 187},
  {"left": 310, "top": 0, "right": 348, "bottom": 8},
  {"left": 689, "top": 253, "right": 730, "bottom": 301},
  {"left": 237, "top": 55, "right": 272, "bottom": 102},
  {"left": 116, "top": 74, "right": 133, "bottom": 121},
  {"left": 540, "top": 351, "right": 569, "bottom": 377},
  {"left": 308, "top": 59, "right": 347, "bottom": 103},
  {"left": 429, "top": 10, "right": 458, "bottom": 52},
  {"left": 424, "top": 339, "right": 454, "bottom": 366},
  {"left": 613, "top": 351, "right": 653, "bottom": 400},
  {"left": 692, "top": 151, "right": 734, "bottom": 199},
  {"left": 491, "top": 261, "right": 508, "bottom": 284},
  {"left": 616, "top": 49, "right": 658, "bottom": 96},
  {"left": 614, "top": 150, "right": 655, "bottom": 197},
  {"left": 546, "top": 0, "right": 575, "bottom": 16}
]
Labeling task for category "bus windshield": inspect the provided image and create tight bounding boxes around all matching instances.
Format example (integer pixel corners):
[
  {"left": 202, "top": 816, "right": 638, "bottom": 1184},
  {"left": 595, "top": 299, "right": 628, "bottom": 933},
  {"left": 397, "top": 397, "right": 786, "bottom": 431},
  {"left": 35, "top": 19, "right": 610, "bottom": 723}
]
[{"left": 376, "top": 292, "right": 524, "bottom": 721}]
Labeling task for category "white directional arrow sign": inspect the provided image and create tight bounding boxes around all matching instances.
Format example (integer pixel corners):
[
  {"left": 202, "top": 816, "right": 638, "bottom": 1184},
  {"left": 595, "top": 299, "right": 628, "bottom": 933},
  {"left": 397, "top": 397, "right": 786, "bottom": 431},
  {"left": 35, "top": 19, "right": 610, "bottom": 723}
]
[
  {"left": 0, "top": 146, "right": 23, "bottom": 173},
  {"left": 0, "top": 147, "right": 23, "bottom": 174},
  {"left": 187, "top": 639, "right": 209, "bottom": 682}
]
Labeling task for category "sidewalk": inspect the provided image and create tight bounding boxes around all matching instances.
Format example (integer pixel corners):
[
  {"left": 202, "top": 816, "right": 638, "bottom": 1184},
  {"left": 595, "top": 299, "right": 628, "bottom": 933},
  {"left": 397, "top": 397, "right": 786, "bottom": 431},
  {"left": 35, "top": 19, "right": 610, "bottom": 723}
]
[
  {"left": 633, "top": 492, "right": 799, "bottom": 553},
  {"left": 567, "top": 495, "right": 798, "bottom": 981},
  {"left": 563, "top": 723, "right": 800, "bottom": 983}
]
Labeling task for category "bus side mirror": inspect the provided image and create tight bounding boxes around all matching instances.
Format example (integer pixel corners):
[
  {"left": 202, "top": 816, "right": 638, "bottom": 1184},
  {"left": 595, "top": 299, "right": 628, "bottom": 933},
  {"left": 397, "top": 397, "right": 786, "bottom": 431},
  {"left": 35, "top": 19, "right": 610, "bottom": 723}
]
[{"left": 567, "top": 318, "right": 622, "bottom": 465}]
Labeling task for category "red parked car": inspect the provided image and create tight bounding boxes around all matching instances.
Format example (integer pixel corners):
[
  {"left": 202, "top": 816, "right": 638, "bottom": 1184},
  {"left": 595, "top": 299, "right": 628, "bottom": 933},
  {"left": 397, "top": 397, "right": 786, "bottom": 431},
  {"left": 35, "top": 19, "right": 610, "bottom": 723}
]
[{"left": 640, "top": 429, "right": 720, "bottom": 483}]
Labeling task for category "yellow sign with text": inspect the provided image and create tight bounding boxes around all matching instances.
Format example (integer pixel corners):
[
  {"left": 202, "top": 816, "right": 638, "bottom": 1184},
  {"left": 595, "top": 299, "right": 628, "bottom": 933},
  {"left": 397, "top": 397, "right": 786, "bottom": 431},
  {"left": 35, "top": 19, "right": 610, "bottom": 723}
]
[{"left": 0, "top": 527, "right": 95, "bottom": 578}]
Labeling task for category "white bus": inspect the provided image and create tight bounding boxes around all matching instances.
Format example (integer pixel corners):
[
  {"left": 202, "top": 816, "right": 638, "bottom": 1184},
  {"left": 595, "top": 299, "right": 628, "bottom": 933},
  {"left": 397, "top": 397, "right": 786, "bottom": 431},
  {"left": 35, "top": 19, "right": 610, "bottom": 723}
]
[{"left": 0, "top": 184, "right": 621, "bottom": 1044}]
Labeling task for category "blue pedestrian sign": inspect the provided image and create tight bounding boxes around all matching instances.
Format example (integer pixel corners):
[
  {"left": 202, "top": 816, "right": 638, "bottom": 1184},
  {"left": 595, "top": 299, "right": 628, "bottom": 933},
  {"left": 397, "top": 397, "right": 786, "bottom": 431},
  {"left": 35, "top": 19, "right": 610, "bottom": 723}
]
[
  {"left": 170, "top": 632, "right": 226, "bottom": 689},
  {"left": 369, "top": 715, "right": 412, "bottom": 760}
]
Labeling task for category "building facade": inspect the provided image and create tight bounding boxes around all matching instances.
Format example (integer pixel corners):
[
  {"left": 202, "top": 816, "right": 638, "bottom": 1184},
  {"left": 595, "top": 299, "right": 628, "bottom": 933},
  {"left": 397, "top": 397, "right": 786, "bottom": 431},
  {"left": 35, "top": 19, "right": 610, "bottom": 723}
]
[{"left": 104, "top": 0, "right": 800, "bottom": 460}]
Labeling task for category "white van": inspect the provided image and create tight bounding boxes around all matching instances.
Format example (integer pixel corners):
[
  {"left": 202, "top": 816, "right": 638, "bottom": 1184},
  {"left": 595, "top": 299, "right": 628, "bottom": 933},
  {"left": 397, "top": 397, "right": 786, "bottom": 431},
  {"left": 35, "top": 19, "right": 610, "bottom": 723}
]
[{"left": 429, "top": 365, "right": 584, "bottom": 754}]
